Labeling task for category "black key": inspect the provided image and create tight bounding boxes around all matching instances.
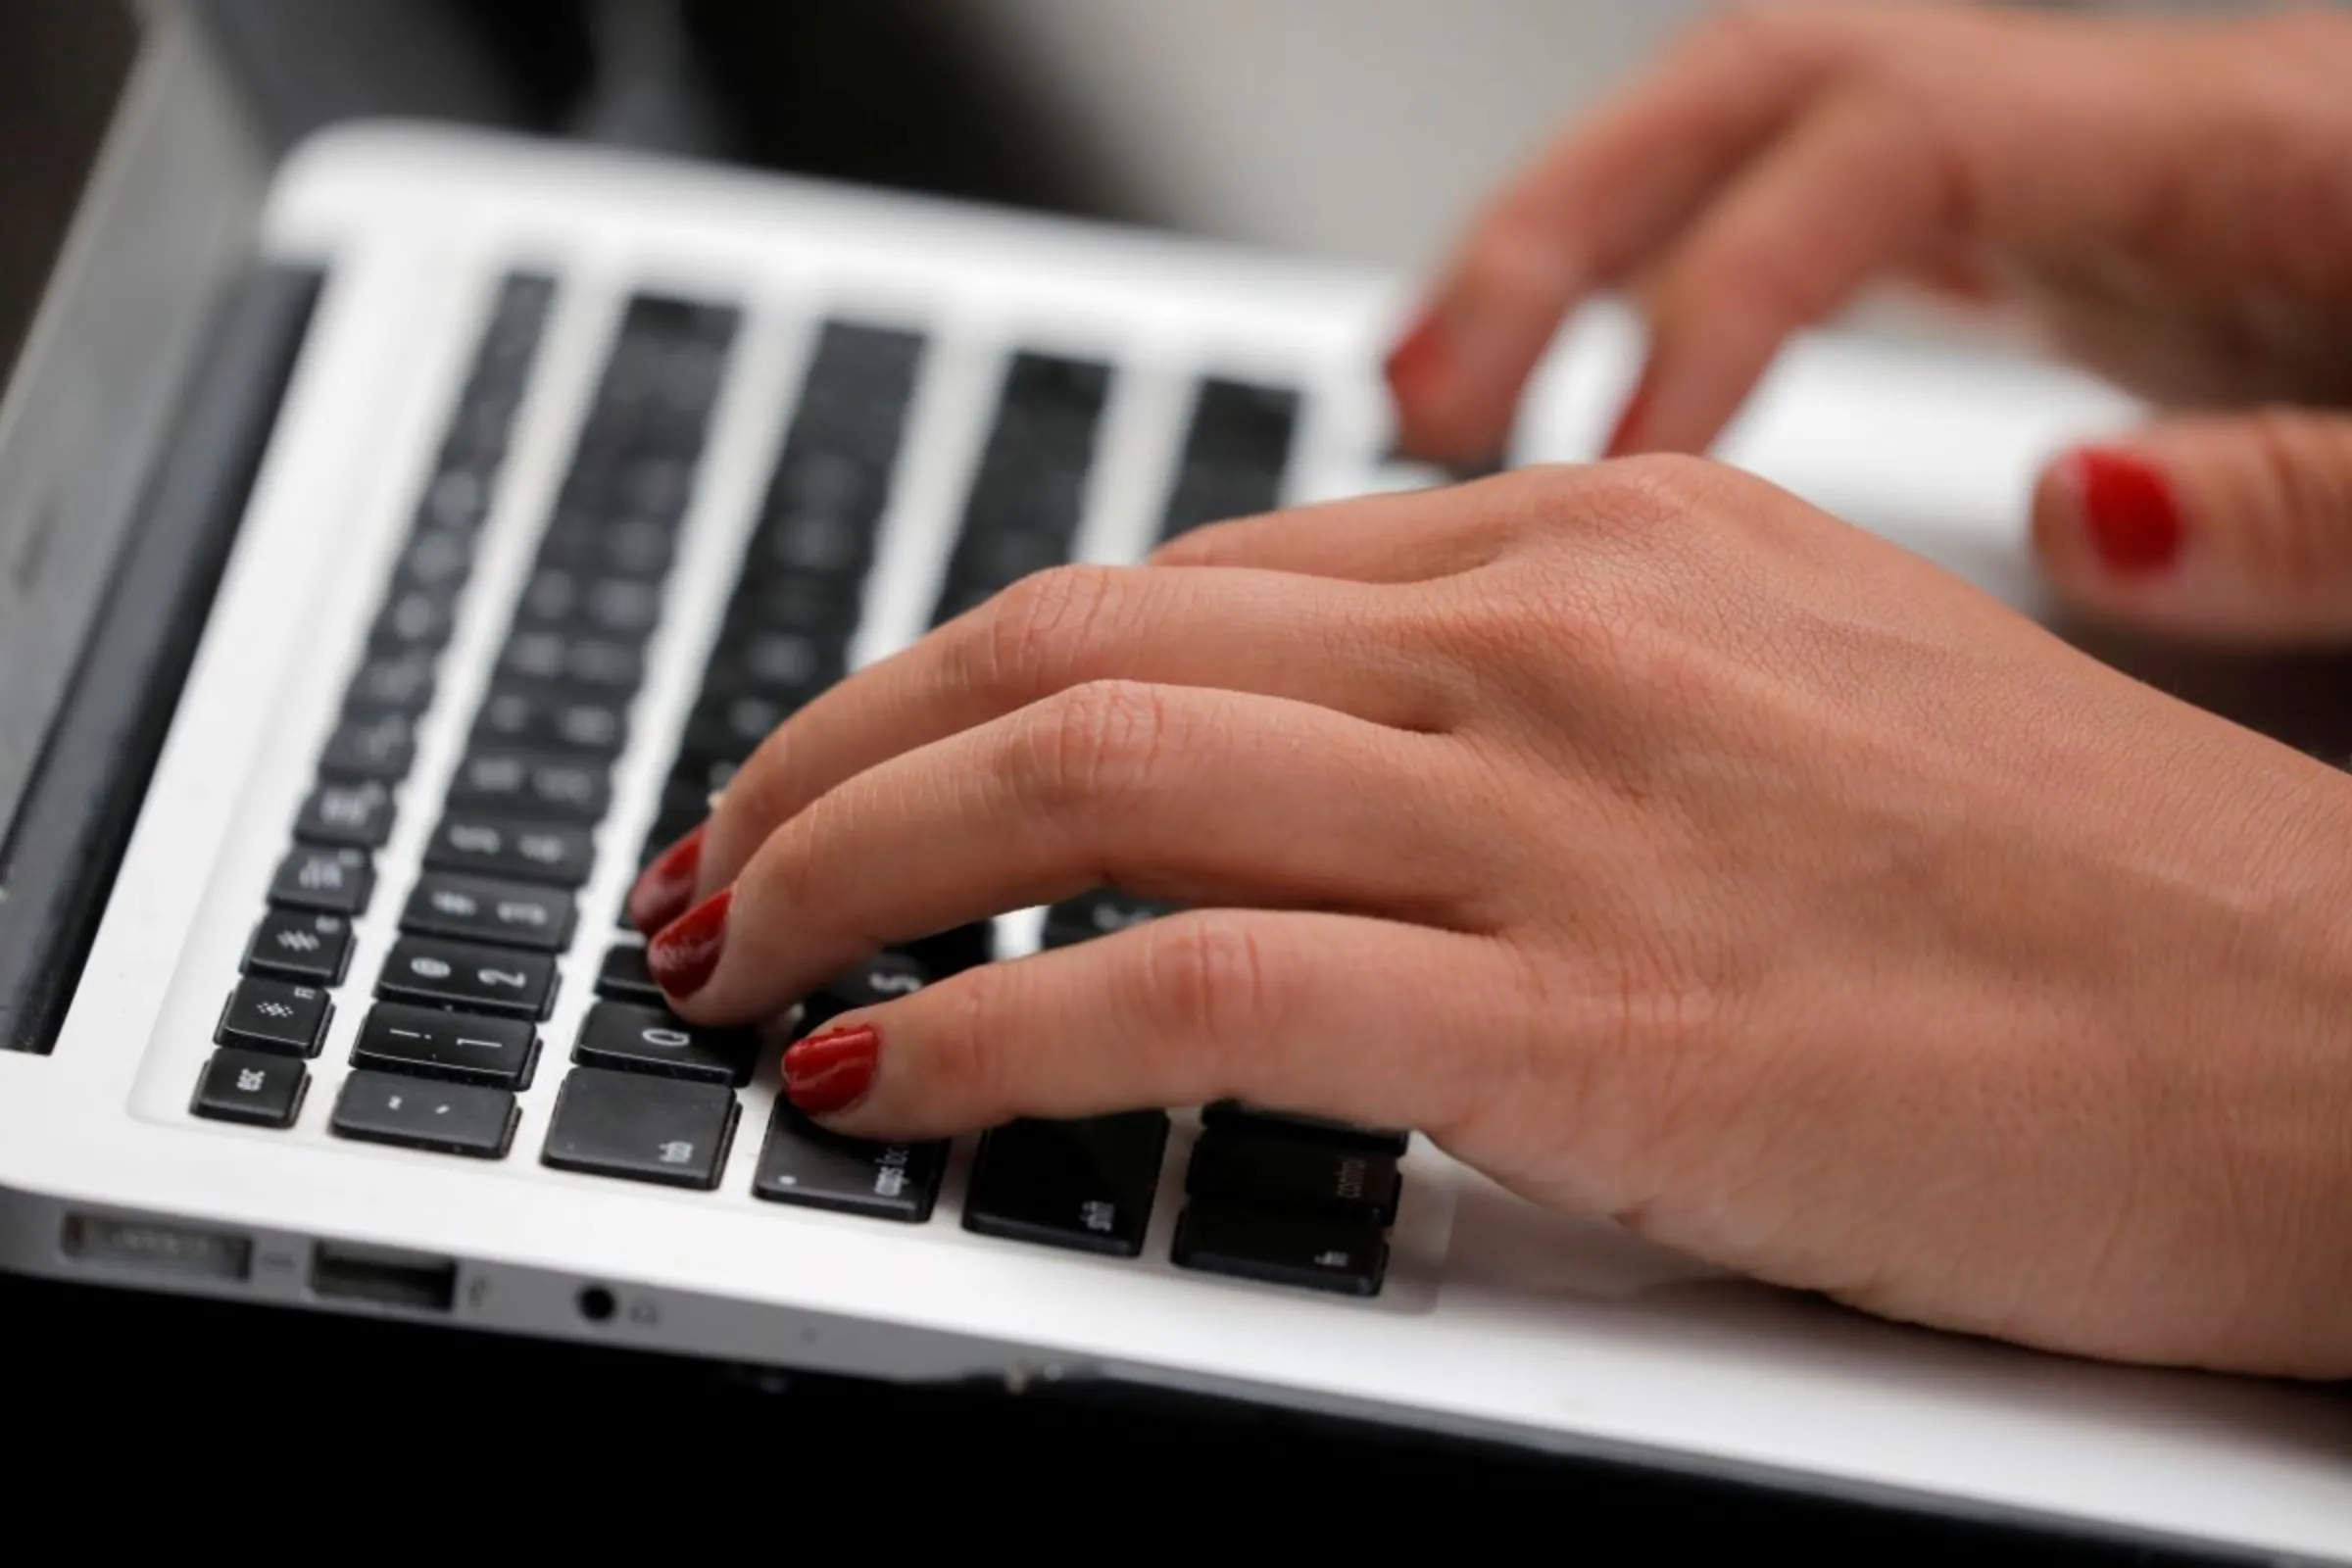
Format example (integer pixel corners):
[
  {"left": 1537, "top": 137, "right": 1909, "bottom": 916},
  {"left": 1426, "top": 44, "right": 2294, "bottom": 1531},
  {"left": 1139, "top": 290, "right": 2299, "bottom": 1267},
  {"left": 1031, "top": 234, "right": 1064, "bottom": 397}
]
[
  {"left": 191, "top": 1049, "right": 308, "bottom": 1128},
  {"left": 753, "top": 1102, "right": 944, "bottom": 1223},
  {"left": 724, "top": 572, "right": 862, "bottom": 636},
  {"left": 757, "top": 507, "right": 871, "bottom": 576},
  {"left": 214, "top": 978, "right": 333, "bottom": 1058},
  {"left": 595, "top": 945, "right": 665, "bottom": 1005},
  {"left": 498, "top": 630, "right": 645, "bottom": 693},
  {"left": 1186, "top": 1131, "right": 1401, "bottom": 1225},
  {"left": 572, "top": 1001, "right": 755, "bottom": 1086},
  {"left": 962, "top": 1112, "right": 1169, "bottom": 1258},
  {"left": 445, "top": 750, "right": 612, "bottom": 823},
  {"left": 268, "top": 845, "right": 374, "bottom": 916},
  {"left": 401, "top": 872, "right": 576, "bottom": 953},
  {"left": 243, "top": 909, "right": 354, "bottom": 986},
  {"left": 1044, "top": 889, "right": 1180, "bottom": 948},
  {"left": 368, "top": 586, "right": 460, "bottom": 653},
  {"left": 1198, "top": 1102, "right": 1411, "bottom": 1157},
  {"left": 330, "top": 1069, "right": 517, "bottom": 1158},
  {"left": 392, "top": 525, "right": 475, "bottom": 594},
  {"left": 352, "top": 1003, "right": 539, "bottom": 1090},
  {"left": 472, "top": 682, "right": 629, "bottom": 758},
  {"left": 424, "top": 815, "right": 597, "bottom": 887},
  {"left": 293, "top": 778, "right": 397, "bottom": 850},
  {"left": 892, "top": 921, "right": 994, "bottom": 978},
  {"left": 800, "top": 953, "right": 931, "bottom": 1031},
  {"left": 682, "top": 691, "right": 795, "bottom": 766},
  {"left": 1171, "top": 1203, "right": 1388, "bottom": 1298},
  {"left": 375, "top": 936, "right": 559, "bottom": 1020},
  {"left": 541, "top": 1068, "right": 738, "bottom": 1190},
  {"left": 346, "top": 652, "right": 438, "bottom": 712},
  {"left": 318, "top": 710, "right": 416, "bottom": 782}
]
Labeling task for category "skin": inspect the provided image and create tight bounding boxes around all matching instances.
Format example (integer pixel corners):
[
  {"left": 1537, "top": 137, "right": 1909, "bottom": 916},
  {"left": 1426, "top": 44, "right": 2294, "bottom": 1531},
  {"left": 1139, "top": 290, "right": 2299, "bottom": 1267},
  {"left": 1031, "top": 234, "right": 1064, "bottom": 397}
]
[{"left": 649, "top": 3, "right": 2352, "bottom": 1378}]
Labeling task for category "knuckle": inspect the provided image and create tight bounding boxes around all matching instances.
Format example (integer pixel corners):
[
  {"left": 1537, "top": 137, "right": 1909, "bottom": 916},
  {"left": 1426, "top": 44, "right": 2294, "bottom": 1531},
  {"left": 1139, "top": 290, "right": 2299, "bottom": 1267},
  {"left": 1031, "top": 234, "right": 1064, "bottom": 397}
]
[
  {"left": 2233, "top": 413, "right": 2352, "bottom": 578},
  {"left": 1136, "top": 912, "right": 1288, "bottom": 1056},
  {"left": 1012, "top": 678, "right": 1175, "bottom": 812},
  {"left": 922, "top": 968, "right": 1020, "bottom": 1120},
  {"left": 967, "top": 564, "right": 1130, "bottom": 703}
]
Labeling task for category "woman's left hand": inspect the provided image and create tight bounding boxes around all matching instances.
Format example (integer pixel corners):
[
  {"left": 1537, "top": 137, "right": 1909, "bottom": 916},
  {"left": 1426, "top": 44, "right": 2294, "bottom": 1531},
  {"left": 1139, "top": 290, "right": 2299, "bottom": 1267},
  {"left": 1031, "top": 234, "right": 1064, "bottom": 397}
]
[{"left": 635, "top": 458, "right": 2352, "bottom": 1378}]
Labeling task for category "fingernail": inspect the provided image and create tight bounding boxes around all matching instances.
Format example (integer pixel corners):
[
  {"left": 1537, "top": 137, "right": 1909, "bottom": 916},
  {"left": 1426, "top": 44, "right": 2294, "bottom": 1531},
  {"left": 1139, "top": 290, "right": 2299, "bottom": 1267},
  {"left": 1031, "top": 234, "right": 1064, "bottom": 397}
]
[
  {"left": 784, "top": 1024, "right": 879, "bottom": 1118},
  {"left": 627, "top": 823, "right": 706, "bottom": 936},
  {"left": 648, "top": 888, "right": 731, "bottom": 1001},
  {"left": 1603, "top": 372, "right": 1655, "bottom": 460},
  {"left": 1383, "top": 308, "right": 1451, "bottom": 402},
  {"left": 2067, "top": 448, "right": 2182, "bottom": 577}
]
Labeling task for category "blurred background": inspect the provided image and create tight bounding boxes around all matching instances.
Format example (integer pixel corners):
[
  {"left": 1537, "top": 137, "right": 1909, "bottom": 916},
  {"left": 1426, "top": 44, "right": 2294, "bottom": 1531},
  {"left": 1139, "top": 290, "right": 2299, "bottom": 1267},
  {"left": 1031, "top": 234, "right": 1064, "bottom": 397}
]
[{"left": 0, "top": 0, "right": 2335, "bottom": 390}]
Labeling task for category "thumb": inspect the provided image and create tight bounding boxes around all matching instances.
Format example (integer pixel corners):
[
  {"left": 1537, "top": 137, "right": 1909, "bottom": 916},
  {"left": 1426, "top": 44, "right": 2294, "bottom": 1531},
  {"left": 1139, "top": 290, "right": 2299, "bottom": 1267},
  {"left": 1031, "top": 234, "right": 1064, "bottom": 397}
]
[{"left": 2031, "top": 412, "right": 2352, "bottom": 646}]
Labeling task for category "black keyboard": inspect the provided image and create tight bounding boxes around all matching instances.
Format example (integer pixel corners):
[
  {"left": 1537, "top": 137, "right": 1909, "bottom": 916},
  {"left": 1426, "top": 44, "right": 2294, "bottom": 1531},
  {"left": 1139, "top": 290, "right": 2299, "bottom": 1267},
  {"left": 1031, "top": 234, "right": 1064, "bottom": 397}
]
[{"left": 193, "top": 273, "right": 1406, "bottom": 1298}]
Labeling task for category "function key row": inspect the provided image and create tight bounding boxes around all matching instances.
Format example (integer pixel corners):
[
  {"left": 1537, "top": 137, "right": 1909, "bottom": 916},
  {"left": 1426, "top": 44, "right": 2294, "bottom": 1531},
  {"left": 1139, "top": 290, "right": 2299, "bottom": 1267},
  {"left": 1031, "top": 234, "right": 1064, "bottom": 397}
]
[
  {"left": 320, "top": 292, "right": 744, "bottom": 1159},
  {"left": 195, "top": 274, "right": 557, "bottom": 1131}
]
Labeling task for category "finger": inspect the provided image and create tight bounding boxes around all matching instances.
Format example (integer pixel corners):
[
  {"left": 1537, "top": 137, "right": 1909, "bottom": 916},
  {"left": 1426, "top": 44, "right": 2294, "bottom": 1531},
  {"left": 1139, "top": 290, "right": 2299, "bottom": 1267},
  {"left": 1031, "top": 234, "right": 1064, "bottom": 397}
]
[
  {"left": 1605, "top": 88, "right": 1958, "bottom": 459},
  {"left": 1147, "top": 473, "right": 1526, "bottom": 581},
  {"left": 2031, "top": 413, "right": 2352, "bottom": 646},
  {"left": 641, "top": 564, "right": 1461, "bottom": 927},
  {"left": 659, "top": 681, "right": 1485, "bottom": 1027},
  {"left": 770, "top": 909, "right": 1515, "bottom": 1142},
  {"left": 1388, "top": 9, "right": 1844, "bottom": 463}
]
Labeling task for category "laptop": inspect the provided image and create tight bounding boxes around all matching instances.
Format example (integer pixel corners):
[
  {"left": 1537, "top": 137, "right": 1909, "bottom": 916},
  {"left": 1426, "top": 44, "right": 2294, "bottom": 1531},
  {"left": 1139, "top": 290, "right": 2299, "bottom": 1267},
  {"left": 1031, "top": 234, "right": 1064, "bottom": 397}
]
[{"left": 4, "top": 9, "right": 2347, "bottom": 1558}]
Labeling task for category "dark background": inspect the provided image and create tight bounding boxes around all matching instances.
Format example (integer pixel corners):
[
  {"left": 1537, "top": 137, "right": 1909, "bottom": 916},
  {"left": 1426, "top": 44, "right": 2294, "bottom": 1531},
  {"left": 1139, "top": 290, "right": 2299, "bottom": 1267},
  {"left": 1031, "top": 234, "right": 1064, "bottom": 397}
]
[{"left": 0, "top": 2, "right": 2278, "bottom": 1552}]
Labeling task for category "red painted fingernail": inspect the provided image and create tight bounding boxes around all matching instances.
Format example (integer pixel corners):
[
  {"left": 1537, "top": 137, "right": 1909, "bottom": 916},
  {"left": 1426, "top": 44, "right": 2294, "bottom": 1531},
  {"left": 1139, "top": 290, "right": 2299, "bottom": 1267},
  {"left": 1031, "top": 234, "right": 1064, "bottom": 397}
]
[
  {"left": 1383, "top": 309, "right": 1450, "bottom": 401},
  {"left": 2068, "top": 449, "right": 2182, "bottom": 577},
  {"left": 627, "top": 823, "right": 707, "bottom": 936},
  {"left": 1603, "top": 373, "right": 1655, "bottom": 460},
  {"left": 784, "top": 1025, "right": 879, "bottom": 1118},
  {"left": 647, "top": 888, "right": 731, "bottom": 1002}
]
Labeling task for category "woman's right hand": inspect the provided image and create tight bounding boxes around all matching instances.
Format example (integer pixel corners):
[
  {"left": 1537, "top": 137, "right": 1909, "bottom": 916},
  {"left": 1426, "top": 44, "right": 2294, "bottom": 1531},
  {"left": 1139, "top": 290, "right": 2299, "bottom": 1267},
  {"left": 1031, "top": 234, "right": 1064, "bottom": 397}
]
[{"left": 1386, "top": 1, "right": 2352, "bottom": 647}]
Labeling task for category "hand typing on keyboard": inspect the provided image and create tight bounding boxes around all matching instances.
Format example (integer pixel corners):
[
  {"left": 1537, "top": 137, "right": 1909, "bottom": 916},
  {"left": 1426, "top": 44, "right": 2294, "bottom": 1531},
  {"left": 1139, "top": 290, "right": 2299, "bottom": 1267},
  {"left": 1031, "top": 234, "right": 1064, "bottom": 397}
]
[{"left": 616, "top": 2, "right": 2352, "bottom": 1377}]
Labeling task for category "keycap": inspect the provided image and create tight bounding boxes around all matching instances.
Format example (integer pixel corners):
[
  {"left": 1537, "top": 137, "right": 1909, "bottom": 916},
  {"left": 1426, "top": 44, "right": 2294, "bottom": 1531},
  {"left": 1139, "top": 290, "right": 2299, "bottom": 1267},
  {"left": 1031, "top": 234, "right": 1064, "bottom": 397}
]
[
  {"left": 294, "top": 778, "right": 397, "bottom": 850},
  {"left": 376, "top": 936, "right": 559, "bottom": 1020},
  {"left": 1186, "top": 1131, "right": 1401, "bottom": 1225},
  {"left": 962, "top": 1112, "right": 1169, "bottom": 1258},
  {"left": 243, "top": 909, "right": 354, "bottom": 986},
  {"left": 191, "top": 1049, "right": 308, "bottom": 1128},
  {"left": 368, "top": 586, "right": 459, "bottom": 653},
  {"left": 799, "top": 953, "right": 932, "bottom": 1031},
  {"left": 352, "top": 1003, "right": 539, "bottom": 1090},
  {"left": 472, "top": 682, "right": 629, "bottom": 758},
  {"left": 318, "top": 711, "right": 416, "bottom": 782},
  {"left": 571, "top": 1001, "right": 755, "bottom": 1086},
  {"left": 1161, "top": 377, "right": 1299, "bottom": 540},
  {"left": 498, "top": 630, "right": 644, "bottom": 693},
  {"left": 401, "top": 872, "right": 576, "bottom": 953},
  {"left": 346, "top": 653, "right": 437, "bottom": 712},
  {"left": 1199, "top": 1101, "right": 1410, "bottom": 1157},
  {"left": 445, "top": 750, "right": 612, "bottom": 823},
  {"left": 595, "top": 944, "right": 665, "bottom": 1005},
  {"left": 330, "top": 1069, "right": 517, "bottom": 1158},
  {"left": 268, "top": 845, "right": 374, "bottom": 916},
  {"left": 1171, "top": 1203, "right": 1388, "bottom": 1298},
  {"left": 540, "top": 1068, "right": 738, "bottom": 1190},
  {"left": 753, "top": 1103, "right": 944, "bottom": 1222},
  {"left": 214, "top": 978, "right": 332, "bottom": 1058},
  {"left": 424, "top": 815, "right": 596, "bottom": 887}
]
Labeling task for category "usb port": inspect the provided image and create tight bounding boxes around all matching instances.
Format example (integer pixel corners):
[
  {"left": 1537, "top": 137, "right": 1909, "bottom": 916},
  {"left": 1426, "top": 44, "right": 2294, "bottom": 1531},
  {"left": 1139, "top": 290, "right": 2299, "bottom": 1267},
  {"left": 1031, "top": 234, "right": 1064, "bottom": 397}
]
[
  {"left": 309, "top": 1243, "right": 458, "bottom": 1313},
  {"left": 62, "top": 1214, "right": 252, "bottom": 1283}
]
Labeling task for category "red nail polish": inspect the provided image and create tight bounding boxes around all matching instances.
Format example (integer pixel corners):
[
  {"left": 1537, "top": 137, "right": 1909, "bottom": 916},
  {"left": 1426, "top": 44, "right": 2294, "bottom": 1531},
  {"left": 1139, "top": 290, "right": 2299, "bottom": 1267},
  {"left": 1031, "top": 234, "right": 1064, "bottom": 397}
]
[
  {"left": 1383, "top": 310, "right": 1449, "bottom": 400},
  {"left": 2069, "top": 449, "right": 2182, "bottom": 577},
  {"left": 784, "top": 1025, "right": 879, "bottom": 1118},
  {"left": 647, "top": 888, "right": 731, "bottom": 1001},
  {"left": 1603, "top": 375, "right": 1654, "bottom": 460},
  {"left": 627, "top": 823, "right": 707, "bottom": 936}
]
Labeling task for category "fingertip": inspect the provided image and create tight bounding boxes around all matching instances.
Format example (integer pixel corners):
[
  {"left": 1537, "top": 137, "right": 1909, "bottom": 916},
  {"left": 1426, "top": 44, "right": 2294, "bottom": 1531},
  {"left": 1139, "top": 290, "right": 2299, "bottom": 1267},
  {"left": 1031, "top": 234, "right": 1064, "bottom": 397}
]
[
  {"left": 2033, "top": 445, "right": 2183, "bottom": 583},
  {"left": 626, "top": 822, "right": 707, "bottom": 936},
  {"left": 782, "top": 1022, "right": 881, "bottom": 1121}
]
